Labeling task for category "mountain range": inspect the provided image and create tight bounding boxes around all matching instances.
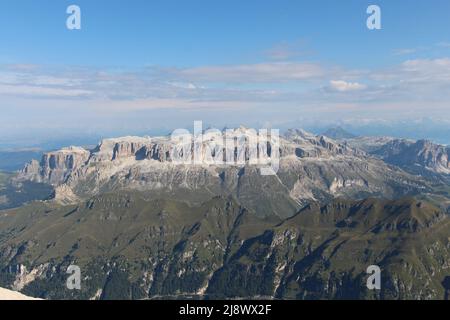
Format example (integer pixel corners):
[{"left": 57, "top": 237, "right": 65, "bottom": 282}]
[
  {"left": 0, "top": 127, "right": 449, "bottom": 299},
  {"left": 15, "top": 128, "right": 434, "bottom": 215}
]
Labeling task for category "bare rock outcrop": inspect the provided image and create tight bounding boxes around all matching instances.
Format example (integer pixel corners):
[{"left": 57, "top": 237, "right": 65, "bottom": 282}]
[
  {"left": 372, "top": 139, "right": 450, "bottom": 175},
  {"left": 20, "top": 146, "right": 89, "bottom": 185},
  {"left": 17, "top": 128, "right": 428, "bottom": 207}
]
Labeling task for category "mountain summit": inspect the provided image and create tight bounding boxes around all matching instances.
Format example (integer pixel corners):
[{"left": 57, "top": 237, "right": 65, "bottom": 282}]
[
  {"left": 17, "top": 129, "right": 428, "bottom": 217},
  {"left": 322, "top": 126, "right": 357, "bottom": 140}
]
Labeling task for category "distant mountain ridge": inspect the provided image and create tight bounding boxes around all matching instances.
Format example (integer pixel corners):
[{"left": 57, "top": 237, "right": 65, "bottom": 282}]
[
  {"left": 372, "top": 139, "right": 450, "bottom": 175},
  {"left": 0, "top": 150, "right": 43, "bottom": 172},
  {"left": 2, "top": 127, "right": 450, "bottom": 300},
  {"left": 340, "top": 136, "right": 450, "bottom": 177},
  {"left": 16, "top": 128, "right": 429, "bottom": 217},
  {"left": 322, "top": 126, "right": 357, "bottom": 140}
]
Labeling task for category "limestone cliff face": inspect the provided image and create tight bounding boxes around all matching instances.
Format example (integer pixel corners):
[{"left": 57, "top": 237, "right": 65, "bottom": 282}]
[
  {"left": 285, "top": 129, "right": 364, "bottom": 158},
  {"left": 414, "top": 140, "right": 450, "bottom": 173},
  {"left": 89, "top": 137, "right": 151, "bottom": 162},
  {"left": 372, "top": 139, "right": 450, "bottom": 175},
  {"left": 20, "top": 147, "right": 89, "bottom": 185},
  {"left": 17, "top": 129, "right": 428, "bottom": 209},
  {"left": 113, "top": 141, "right": 148, "bottom": 160},
  {"left": 20, "top": 159, "right": 40, "bottom": 179}
]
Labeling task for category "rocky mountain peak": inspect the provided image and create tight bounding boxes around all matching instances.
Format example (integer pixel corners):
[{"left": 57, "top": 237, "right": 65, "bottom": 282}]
[
  {"left": 372, "top": 138, "right": 450, "bottom": 175},
  {"left": 15, "top": 128, "right": 428, "bottom": 208}
]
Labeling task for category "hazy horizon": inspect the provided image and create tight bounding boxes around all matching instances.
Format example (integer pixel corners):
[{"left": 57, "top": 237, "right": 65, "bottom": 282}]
[{"left": 1, "top": 0, "right": 450, "bottom": 146}]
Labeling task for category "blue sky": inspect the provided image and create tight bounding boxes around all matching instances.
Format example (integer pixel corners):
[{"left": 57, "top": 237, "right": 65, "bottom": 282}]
[
  {"left": 1, "top": 0, "right": 450, "bottom": 144},
  {"left": 2, "top": 0, "right": 449, "bottom": 67}
]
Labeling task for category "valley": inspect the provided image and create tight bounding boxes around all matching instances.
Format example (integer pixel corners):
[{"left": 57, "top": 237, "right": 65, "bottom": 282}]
[{"left": 0, "top": 193, "right": 449, "bottom": 299}]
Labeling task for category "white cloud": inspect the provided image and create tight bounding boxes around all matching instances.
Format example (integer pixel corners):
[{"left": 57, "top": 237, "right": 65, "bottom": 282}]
[
  {"left": 401, "top": 58, "right": 450, "bottom": 74},
  {"left": 0, "top": 84, "right": 93, "bottom": 98},
  {"left": 392, "top": 48, "right": 418, "bottom": 56},
  {"left": 175, "top": 62, "right": 326, "bottom": 83},
  {"left": 436, "top": 42, "right": 450, "bottom": 48},
  {"left": 1, "top": 57, "right": 450, "bottom": 119},
  {"left": 329, "top": 80, "right": 367, "bottom": 92},
  {"left": 167, "top": 81, "right": 198, "bottom": 90},
  {"left": 264, "top": 41, "right": 312, "bottom": 61}
]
